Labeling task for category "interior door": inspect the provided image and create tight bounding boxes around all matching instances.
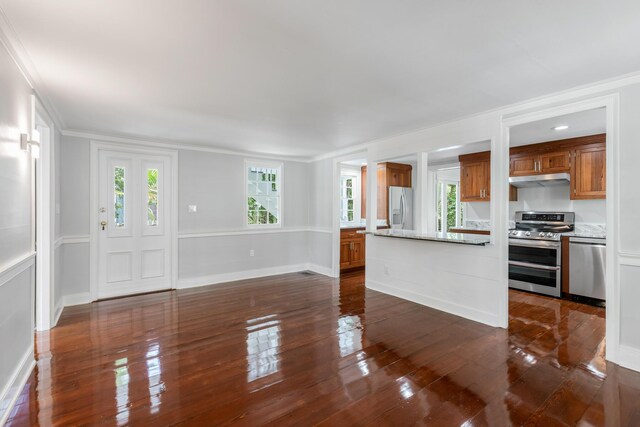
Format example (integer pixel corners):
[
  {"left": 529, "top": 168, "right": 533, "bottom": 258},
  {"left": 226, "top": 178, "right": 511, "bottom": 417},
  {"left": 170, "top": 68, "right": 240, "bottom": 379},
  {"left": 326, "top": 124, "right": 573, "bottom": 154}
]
[{"left": 97, "top": 150, "right": 173, "bottom": 299}]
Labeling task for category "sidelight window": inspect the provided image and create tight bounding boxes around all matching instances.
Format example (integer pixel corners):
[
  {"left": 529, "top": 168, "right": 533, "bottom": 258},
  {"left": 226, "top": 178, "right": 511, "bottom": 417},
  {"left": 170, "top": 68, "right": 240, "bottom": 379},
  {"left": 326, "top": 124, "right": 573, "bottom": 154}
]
[
  {"left": 147, "top": 168, "right": 159, "bottom": 227},
  {"left": 114, "top": 166, "right": 125, "bottom": 228}
]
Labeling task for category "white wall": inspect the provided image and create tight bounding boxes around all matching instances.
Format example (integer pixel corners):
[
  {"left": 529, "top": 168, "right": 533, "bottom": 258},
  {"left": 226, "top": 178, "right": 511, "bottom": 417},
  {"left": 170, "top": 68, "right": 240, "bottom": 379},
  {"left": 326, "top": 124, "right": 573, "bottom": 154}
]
[
  {"left": 509, "top": 185, "right": 606, "bottom": 224},
  {"left": 53, "top": 128, "right": 64, "bottom": 322},
  {"left": 465, "top": 202, "right": 491, "bottom": 222},
  {"left": 0, "top": 42, "right": 36, "bottom": 423},
  {"left": 616, "top": 83, "right": 640, "bottom": 367},
  {"left": 57, "top": 137, "right": 320, "bottom": 298}
]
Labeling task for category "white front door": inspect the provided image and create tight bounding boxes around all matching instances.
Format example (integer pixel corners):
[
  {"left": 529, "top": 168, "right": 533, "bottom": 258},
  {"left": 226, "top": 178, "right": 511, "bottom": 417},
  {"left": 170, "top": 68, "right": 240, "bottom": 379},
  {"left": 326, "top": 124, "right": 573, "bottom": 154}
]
[{"left": 97, "top": 149, "right": 173, "bottom": 299}]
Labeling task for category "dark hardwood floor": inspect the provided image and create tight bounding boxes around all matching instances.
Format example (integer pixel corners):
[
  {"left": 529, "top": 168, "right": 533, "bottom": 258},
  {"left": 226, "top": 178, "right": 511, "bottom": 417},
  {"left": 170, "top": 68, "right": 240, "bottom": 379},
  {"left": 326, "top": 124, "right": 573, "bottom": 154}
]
[{"left": 6, "top": 270, "right": 640, "bottom": 426}]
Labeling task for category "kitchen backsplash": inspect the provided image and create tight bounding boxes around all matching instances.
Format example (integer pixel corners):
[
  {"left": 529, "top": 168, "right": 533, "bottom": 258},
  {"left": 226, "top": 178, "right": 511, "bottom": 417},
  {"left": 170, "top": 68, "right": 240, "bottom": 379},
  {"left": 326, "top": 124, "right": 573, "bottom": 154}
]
[
  {"left": 463, "top": 220, "right": 606, "bottom": 234},
  {"left": 340, "top": 219, "right": 388, "bottom": 228},
  {"left": 573, "top": 223, "right": 606, "bottom": 235},
  {"left": 464, "top": 220, "right": 491, "bottom": 230}
]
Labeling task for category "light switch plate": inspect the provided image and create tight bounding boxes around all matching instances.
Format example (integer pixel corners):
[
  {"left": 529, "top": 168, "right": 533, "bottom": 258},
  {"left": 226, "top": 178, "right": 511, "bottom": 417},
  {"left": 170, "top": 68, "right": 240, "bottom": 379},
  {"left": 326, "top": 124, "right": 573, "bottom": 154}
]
[{"left": 188, "top": 205, "right": 197, "bottom": 213}]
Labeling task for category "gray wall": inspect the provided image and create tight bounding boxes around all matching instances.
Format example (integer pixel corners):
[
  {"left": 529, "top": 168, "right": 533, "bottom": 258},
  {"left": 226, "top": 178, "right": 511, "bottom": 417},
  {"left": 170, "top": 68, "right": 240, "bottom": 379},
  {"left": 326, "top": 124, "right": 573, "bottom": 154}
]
[
  {"left": 0, "top": 42, "right": 35, "bottom": 421},
  {"left": 58, "top": 138, "right": 316, "bottom": 296},
  {"left": 307, "top": 158, "right": 333, "bottom": 270}
]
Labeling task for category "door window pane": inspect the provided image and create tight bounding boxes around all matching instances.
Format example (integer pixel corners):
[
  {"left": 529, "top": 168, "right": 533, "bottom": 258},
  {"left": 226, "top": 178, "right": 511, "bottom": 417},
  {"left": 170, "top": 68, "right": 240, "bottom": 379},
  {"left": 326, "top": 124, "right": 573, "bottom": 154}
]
[
  {"left": 114, "top": 167, "right": 125, "bottom": 228},
  {"left": 147, "top": 168, "right": 158, "bottom": 226}
]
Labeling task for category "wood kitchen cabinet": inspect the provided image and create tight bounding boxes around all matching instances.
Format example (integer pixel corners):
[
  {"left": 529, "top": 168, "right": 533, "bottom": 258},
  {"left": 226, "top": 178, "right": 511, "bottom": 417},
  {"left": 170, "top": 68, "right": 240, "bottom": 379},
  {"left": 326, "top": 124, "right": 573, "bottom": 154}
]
[
  {"left": 510, "top": 153, "right": 538, "bottom": 176},
  {"left": 361, "top": 162, "right": 412, "bottom": 221},
  {"left": 460, "top": 158, "right": 490, "bottom": 201},
  {"left": 572, "top": 143, "right": 606, "bottom": 199},
  {"left": 340, "top": 228, "right": 366, "bottom": 271},
  {"left": 459, "top": 152, "right": 493, "bottom": 202},
  {"left": 459, "top": 134, "right": 606, "bottom": 203},
  {"left": 459, "top": 151, "right": 517, "bottom": 202},
  {"left": 510, "top": 150, "right": 570, "bottom": 176},
  {"left": 508, "top": 133, "right": 605, "bottom": 200}
]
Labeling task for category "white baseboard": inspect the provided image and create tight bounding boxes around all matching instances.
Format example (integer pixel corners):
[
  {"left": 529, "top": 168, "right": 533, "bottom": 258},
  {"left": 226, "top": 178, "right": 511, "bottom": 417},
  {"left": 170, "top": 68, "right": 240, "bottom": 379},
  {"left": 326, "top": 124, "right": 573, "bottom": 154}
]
[
  {"left": 63, "top": 292, "right": 92, "bottom": 307},
  {"left": 177, "top": 263, "right": 334, "bottom": 289},
  {"left": 618, "top": 345, "right": 640, "bottom": 373},
  {"left": 0, "top": 346, "right": 35, "bottom": 426},
  {"left": 307, "top": 263, "right": 336, "bottom": 277},
  {"left": 53, "top": 301, "right": 63, "bottom": 327},
  {"left": 366, "top": 279, "right": 499, "bottom": 327}
]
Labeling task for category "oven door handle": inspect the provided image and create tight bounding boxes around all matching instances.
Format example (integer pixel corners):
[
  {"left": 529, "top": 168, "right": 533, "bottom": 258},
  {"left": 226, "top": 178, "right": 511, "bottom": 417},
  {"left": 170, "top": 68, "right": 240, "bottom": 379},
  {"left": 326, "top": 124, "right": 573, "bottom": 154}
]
[
  {"left": 509, "top": 260, "right": 560, "bottom": 271},
  {"left": 509, "top": 239, "right": 560, "bottom": 249}
]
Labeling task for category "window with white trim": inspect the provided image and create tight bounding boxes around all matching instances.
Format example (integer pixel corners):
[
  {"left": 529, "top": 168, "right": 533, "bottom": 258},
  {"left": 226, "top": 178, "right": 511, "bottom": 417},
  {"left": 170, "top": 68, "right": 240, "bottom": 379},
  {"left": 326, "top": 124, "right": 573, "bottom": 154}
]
[
  {"left": 246, "top": 161, "right": 282, "bottom": 226},
  {"left": 436, "top": 179, "right": 464, "bottom": 232},
  {"left": 340, "top": 175, "right": 356, "bottom": 222}
]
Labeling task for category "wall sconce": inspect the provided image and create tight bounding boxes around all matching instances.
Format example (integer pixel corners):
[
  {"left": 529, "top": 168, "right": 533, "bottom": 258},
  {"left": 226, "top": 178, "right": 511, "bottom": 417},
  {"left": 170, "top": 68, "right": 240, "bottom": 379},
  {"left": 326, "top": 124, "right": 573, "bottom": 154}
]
[{"left": 20, "top": 133, "right": 40, "bottom": 159}]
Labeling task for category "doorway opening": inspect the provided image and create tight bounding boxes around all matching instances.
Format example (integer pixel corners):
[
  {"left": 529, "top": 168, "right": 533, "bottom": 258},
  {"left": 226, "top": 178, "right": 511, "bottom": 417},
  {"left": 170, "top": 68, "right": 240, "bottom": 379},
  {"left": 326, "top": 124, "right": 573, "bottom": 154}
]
[
  {"left": 33, "top": 104, "right": 55, "bottom": 332},
  {"left": 503, "top": 98, "right": 616, "bottom": 366},
  {"left": 337, "top": 158, "right": 367, "bottom": 275}
]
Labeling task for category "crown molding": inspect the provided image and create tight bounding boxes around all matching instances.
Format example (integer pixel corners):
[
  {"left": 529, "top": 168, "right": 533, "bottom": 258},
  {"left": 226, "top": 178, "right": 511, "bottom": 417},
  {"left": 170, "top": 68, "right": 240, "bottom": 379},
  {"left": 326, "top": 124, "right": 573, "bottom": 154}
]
[
  {"left": 0, "top": 5, "right": 65, "bottom": 130},
  {"left": 62, "top": 129, "right": 313, "bottom": 163}
]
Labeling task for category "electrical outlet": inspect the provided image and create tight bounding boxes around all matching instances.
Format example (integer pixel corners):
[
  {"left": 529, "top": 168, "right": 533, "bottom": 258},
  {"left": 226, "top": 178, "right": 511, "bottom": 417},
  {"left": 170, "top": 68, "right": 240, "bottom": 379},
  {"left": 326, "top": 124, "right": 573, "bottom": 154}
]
[
  {"left": 188, "top": 205, "right": 197, "bottom": 213},
  {"left": 249, "top": 249, "right": 255, "bottom": 257}
]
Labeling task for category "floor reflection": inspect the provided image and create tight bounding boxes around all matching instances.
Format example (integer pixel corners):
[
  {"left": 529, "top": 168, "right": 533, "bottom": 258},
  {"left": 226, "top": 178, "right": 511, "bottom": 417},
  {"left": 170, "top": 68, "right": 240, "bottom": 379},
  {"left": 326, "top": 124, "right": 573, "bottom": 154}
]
[
  {"left": 145, "top": 343, "right": 163, "bottom": 415},
  {"left": 113, "top": 357, "right": 130, "bottom": 426},
  {"left": 337, "top": 315, "right": 363, "bottom": 357},
  {"left": 246, "top": 314, "right": 281, "bottom": 383}
]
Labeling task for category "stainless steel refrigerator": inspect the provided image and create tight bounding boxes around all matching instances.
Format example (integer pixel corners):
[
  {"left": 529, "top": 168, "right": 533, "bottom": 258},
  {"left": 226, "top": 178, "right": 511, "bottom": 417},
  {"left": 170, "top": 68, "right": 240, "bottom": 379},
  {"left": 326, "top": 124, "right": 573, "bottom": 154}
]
[{"left": 388, "top": 186, "right": 413, "bottom": 230}]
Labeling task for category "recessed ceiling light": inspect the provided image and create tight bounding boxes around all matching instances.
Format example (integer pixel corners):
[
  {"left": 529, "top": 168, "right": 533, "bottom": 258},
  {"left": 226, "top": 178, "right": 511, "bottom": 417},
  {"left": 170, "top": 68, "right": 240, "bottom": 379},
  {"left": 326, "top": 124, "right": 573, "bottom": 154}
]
[{"left": 553, "top": 125, "right": 569, "bottom": 131}]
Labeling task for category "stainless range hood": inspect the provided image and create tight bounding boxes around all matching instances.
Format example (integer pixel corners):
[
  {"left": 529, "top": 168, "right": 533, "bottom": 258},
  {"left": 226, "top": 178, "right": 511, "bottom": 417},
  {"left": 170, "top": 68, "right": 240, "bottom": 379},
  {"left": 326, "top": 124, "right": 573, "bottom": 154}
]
[{"left": 509, "top": 173, "right": 570, "bottom": 188}]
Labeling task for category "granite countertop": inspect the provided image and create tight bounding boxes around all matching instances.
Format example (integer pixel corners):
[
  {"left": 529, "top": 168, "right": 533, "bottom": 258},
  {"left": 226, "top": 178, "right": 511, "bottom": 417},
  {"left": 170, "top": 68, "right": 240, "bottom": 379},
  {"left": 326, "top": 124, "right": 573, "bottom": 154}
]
[{"left": 359, "top": 229, "right": 491, "bottom": 246}]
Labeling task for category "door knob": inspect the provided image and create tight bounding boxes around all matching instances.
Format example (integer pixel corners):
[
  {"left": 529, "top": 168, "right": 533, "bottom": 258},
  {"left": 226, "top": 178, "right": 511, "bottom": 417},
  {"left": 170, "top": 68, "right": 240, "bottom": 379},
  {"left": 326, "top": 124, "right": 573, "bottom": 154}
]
[{"left": 100, "top": 220, "right": 107, "bottom": 230}]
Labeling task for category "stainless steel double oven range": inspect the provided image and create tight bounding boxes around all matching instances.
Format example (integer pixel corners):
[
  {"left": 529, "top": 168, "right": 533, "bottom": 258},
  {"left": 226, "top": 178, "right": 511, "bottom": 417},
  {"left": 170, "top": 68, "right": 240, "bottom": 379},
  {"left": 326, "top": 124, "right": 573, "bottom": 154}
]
[{"left": 508, "top": 211, "right": 575, "bottom": 297}]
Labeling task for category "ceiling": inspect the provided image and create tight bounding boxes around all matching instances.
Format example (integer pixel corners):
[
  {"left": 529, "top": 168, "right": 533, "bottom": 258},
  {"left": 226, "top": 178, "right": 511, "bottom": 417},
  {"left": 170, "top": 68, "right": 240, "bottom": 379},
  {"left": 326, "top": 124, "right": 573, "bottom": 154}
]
[
  {"left": 1, "top": 1, "right": 639, "bottom": 158},
  {"left": 509, "top": 108, "right": 606, "bottom": 147}
]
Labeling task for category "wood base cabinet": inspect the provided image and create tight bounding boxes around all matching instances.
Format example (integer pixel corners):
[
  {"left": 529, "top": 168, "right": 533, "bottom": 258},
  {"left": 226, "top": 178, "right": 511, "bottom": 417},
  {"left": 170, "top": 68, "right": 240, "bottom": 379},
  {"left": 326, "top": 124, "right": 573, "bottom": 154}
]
[{"left": 340, "top": 229, "right": 366, "bottom": 271}]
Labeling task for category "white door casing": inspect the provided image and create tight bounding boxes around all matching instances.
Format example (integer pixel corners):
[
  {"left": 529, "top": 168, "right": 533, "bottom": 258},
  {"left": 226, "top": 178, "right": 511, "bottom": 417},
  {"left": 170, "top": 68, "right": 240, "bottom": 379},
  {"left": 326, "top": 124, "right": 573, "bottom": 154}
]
[{"left": 94, "top": 146, "right": 175, "bottom": 299}]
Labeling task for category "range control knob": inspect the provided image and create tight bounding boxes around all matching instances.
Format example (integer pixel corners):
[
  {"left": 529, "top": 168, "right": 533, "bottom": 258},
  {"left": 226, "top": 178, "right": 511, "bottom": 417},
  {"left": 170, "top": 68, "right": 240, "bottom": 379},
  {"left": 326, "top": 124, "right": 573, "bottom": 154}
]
[
  {"left": 539, "top": 232, "right": 545, "bottom": 237},
  {"left": 547, "top": 232, "right": 554, "bottom": 238},
  {"left": 525, "top": 231, "right": 531, "bottom": 237}
]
